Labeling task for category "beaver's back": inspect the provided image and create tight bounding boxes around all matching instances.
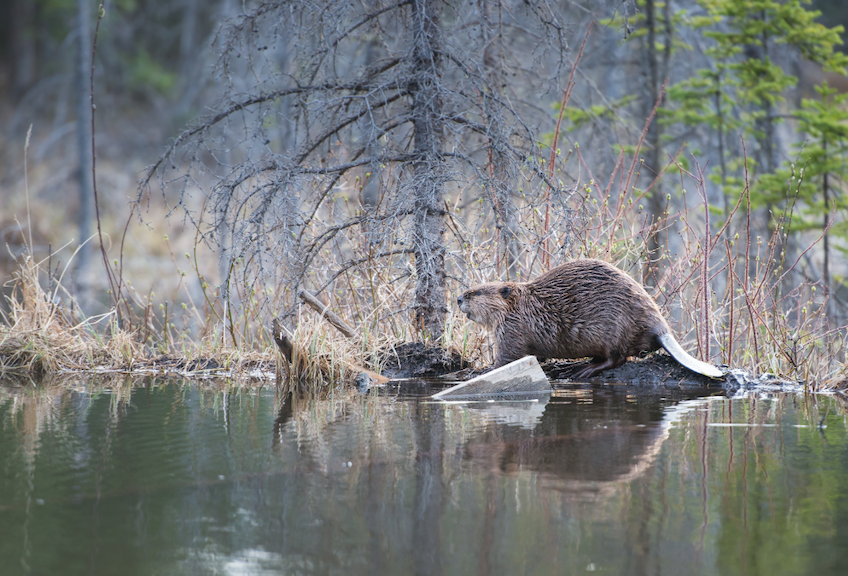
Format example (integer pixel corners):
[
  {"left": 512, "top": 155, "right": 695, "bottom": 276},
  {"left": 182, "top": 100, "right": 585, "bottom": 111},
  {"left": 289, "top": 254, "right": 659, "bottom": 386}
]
[{"left": 500, "top": 259, "right": 669, "bottom": 362}]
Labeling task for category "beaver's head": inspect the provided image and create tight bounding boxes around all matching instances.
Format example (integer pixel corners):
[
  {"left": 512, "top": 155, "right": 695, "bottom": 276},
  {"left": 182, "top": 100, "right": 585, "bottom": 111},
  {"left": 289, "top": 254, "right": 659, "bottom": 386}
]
[{"left": 456, "top": 282, "right": 517, "bottom": 328}]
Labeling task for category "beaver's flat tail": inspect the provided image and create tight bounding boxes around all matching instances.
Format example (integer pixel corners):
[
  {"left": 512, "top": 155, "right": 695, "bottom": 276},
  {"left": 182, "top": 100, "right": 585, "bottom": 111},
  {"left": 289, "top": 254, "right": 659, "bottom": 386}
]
[{"left": 657, "top": 333, "right": 723, "bottom": 378}]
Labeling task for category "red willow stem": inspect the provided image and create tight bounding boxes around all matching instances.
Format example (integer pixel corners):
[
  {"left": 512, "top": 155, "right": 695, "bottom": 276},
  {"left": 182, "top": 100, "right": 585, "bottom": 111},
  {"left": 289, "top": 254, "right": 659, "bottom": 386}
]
[
  {"left": 548, "top": 23, "right": 593, "bottom": 174},
  {"left": 543, "top": 22, "right": 592, "bottom": 267},
  {"left": 696, "top": 158, "right": 711, "bottom": 361},
  {"left": 725, "top": 239, "right": 734, "bottom": 365},
  {"left": 741, "top": 138, "right": 759, "bottom": 366},
  {"left": 606, "top": 81, "right": 666, "bottom": 254}
]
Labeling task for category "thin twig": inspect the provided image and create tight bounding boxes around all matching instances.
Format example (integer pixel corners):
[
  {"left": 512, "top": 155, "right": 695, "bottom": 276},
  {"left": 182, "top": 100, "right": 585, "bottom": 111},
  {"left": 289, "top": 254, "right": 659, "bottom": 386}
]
[
  {"left": 543, "top": 23, "right": 593, "bottom": 267},
  {"left": 90, "top": 4, "right": 118, "bottom": 307}
]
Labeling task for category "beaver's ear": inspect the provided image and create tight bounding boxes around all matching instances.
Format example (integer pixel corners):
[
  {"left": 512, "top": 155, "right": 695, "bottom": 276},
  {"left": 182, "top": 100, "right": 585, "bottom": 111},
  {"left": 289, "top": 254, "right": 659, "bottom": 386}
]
[{"left": 499, "top": 285, "right": 511, "bottom": 299}]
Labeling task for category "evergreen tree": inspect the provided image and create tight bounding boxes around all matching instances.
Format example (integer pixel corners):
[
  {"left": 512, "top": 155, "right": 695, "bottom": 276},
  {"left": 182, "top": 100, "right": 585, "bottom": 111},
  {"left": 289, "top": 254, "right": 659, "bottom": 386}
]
[
  {"left": 666, "top": 0, "right": 847, "bottom": 210},
  {"left": 762, "top": 83, "right": 848, "bottom": 309}
]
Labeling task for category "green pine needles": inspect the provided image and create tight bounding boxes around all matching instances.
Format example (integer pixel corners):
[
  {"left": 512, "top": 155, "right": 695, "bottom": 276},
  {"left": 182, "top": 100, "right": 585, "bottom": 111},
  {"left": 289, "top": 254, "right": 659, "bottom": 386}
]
[{"left": 667, "top": 0, "right": 847, "bottom": 198}]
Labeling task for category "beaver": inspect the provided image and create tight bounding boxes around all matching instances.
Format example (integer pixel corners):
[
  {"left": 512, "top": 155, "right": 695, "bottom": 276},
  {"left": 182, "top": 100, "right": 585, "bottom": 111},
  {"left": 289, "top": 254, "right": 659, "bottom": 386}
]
[{"left": 457, "top": 258, "right": 722, "bottom": 379}]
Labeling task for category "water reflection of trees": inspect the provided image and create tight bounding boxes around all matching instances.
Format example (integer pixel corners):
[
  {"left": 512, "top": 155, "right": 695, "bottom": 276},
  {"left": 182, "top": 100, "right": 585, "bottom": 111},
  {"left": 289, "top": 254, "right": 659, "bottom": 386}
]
[
  {"left": 272, "top": 387, "right": 848, "bottom": 575},
  {"left": 3, "top": 380, "right": 848, "bottom": 575}
]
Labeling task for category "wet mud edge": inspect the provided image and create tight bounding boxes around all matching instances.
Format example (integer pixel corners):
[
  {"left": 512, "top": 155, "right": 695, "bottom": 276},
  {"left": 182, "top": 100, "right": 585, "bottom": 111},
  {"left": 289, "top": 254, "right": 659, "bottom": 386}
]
[{"left": 377, "top": 344, "right": 803, "bottom": 392}]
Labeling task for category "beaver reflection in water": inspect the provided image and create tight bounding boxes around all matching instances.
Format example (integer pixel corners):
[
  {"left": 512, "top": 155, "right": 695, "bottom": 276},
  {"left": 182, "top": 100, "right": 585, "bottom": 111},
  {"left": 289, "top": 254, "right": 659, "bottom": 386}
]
[{"left": 456, "top": 259, "right": 722, "bottom": 380}]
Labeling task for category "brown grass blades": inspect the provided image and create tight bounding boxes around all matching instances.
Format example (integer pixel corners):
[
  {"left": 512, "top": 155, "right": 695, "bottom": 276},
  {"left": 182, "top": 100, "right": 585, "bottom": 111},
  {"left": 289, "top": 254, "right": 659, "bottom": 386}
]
[
  {"left": 0, "top": 256, "right": 142, "bottom": 374},
  {"left": 275, "top": 310, "right": 380, "bottom": 391},
  {"left": 4, "top": 135, "right": 847, "bottom": 388},
  {"left": 0, "top": 252, "right": 283, "bottom": 379},
  {"left": 540, "top": 134, "right": 846, "bottom": 387},
  {"left": 3, "top": 105, "right": 848, "bottom": 389}
]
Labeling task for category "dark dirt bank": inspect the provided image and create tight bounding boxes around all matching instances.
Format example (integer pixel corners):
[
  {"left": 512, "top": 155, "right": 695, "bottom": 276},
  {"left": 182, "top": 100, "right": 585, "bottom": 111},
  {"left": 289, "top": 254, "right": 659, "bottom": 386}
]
[
  {"left": 0, "top": 342, "right": 805, "bottom": 393},
  {"left": 378, "top": 342, "right": 468, "bottom": 378},
  {"left": 378, "top": 344, "right": 804, "bottom": 393},
  {"left": 541, "top": 354, "right": 805, "bottom": 392}
]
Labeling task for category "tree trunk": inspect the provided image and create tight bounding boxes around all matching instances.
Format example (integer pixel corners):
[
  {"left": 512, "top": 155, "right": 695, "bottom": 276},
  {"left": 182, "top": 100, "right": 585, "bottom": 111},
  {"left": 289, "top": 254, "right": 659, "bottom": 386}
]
[
  {"left": 180, "top": 0, "right": 199, "bottom": 65},
  {"left": 75, "top": 0, "right": 93, "bottom": 297},
  {"left": 361, "top": 36, "right": 383, "bottom": 213},
  {"left": 9, "top": 0, "right": 37, "bottom": 100},
  {"left": 411, "top": 0, "right": 447, "bottom": 340},
  {"left": 481, "top": 0, "right": 519, "bottom": 279},
  {"left": 643, "top": 0, "right": 668, "bottom": 283}
]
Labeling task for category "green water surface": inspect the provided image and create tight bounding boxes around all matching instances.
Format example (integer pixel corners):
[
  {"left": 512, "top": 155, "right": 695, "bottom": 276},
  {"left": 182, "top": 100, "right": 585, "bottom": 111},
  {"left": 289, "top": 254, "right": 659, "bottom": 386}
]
[{"left": 1, "top": 379, "right": 846, "bottom": 575}]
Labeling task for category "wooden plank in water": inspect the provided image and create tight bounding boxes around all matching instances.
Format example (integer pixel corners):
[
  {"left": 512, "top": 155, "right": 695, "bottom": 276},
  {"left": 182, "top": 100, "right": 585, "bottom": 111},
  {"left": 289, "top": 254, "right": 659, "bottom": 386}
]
[{"left": 432, "top": 356, "right": 551, "bottom": 400}]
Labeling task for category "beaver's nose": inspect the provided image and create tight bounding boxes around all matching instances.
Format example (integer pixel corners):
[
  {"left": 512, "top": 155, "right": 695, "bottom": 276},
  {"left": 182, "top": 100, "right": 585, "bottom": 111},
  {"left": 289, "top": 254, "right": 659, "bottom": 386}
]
[{"left": 456, "top": 295, "right": 464, "bottom": 306}]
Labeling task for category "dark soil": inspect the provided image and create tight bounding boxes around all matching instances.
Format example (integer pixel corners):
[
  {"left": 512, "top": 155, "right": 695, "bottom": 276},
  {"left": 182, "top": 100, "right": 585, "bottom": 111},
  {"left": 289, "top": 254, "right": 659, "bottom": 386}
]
[
  {"left": 542, "top": 353, "right": 723, "bottom": 390},
  {"left": 32, "top": 344, "right": 798, "bottom": 393},
  {"left": 550, "top": 353, "right": 805, "bottom": 391},
  {"left": 438, "top": 351, "right": 803, "bottom": 392},
  {"left": 132, "top": 356, "right": 274, "bottom": 375},
  {"left": 377, "top": 342, "right": 468, "bottom": 378}
]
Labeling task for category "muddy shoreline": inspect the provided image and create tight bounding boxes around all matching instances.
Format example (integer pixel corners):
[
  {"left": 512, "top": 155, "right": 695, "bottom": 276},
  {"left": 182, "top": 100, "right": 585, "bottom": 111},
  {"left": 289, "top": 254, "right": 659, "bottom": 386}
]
[
  {"left": 0, "top": 341, "right": 809, "bottom": 393},
  {"left": 378, "top": 343, "right": 806, "bottom": 393}
]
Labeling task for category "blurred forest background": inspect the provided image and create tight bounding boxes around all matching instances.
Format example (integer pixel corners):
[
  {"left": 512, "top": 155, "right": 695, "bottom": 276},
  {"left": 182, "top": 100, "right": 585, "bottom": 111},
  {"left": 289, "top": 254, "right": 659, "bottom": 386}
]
[{"left": 1, "top": 0, "right": 848, "bottom": 378}]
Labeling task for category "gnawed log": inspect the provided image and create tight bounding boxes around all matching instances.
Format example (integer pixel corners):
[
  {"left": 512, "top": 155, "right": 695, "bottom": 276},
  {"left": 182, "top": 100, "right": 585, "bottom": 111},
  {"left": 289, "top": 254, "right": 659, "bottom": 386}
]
[
  {"left": 432, "top": 356, "right": 551, "bottom": 400},
  {"left": 272, "top": 318, "right": 293, "bottom": 363},
  {"left": 298, "top": 290, "right": 356, "bottom": 338},
  {"left": 271, "top": 317, "right": 387, "bottom": 385}
]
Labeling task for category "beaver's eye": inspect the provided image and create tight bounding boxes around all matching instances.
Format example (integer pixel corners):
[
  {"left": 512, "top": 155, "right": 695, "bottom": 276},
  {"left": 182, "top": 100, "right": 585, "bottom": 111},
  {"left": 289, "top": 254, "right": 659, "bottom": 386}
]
[{"left": 499, "top": 285, "right": 511, "bottom": 298}]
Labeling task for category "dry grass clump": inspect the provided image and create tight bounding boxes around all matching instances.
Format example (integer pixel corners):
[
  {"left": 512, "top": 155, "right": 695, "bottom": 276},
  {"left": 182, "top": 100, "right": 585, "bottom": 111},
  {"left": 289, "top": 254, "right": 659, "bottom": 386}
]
[
  {"left": 3, "top": 117, "right": 846, "bottom": 391},
  {"left": 272, "top": 148, "right": 848, "bottom": 389},
  {"left": 0, "top": 248, "right": 367, "bottom": 385},
  {"left": 276, "top": 311, "right": 370, "bottom": 390},
  {"left": 0, "top": 256, "right": 142, "bottom": 374}
]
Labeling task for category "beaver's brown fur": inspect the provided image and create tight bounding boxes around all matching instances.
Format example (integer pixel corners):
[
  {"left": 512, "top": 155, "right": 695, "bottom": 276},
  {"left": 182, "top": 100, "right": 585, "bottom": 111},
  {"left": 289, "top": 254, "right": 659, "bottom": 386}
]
[{"left": 457, "top": 259, "right": 721, "bottom": 379}]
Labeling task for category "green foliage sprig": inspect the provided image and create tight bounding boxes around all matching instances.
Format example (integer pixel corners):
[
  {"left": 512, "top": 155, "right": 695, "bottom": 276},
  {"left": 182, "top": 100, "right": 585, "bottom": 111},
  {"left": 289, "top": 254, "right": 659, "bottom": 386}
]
[{"left": 666, "top": 0, "right": 847, "bottom": 217}]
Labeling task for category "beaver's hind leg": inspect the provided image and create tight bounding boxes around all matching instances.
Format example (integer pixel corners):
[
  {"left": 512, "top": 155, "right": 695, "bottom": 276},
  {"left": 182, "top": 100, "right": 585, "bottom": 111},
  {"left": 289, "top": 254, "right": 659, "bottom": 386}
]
[{"left": 571, "top": 353, "right": 625, "bottom": 380}]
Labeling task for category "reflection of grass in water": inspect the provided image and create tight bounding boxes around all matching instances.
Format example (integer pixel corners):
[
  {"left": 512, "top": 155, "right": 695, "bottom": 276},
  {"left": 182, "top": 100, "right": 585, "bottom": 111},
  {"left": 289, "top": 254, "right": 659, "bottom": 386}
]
[
  {"left": 0, "top": 373, "right": 136, "bottom": 486},
  {"left": 0, "top": 375, "right": 284, "bottom": 466},
  {"left": 4, "top": 379, "right": 848, "bottom": 574},
  {"left": 0, "top": 379, "right": 418, "bottom": 487}
]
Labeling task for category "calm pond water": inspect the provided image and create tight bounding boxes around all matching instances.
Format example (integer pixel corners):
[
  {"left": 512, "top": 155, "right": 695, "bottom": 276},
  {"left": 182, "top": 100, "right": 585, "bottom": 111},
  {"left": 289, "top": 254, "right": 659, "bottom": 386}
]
[{"left": 1, "top": 378, "right": 847, "bottom": 576}]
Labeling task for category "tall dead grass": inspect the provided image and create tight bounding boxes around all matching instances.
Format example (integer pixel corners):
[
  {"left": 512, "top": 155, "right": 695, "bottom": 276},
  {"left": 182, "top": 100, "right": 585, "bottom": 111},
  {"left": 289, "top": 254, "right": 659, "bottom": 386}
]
[
  {"left": 3, "top": 142, "right": 846, "bottom": 390},
  {"left": 0, "top": 256, "right": 142, "bottom": 374},
  {"left": 268, "top": 148, "right": 847, "bottom": 389}
]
